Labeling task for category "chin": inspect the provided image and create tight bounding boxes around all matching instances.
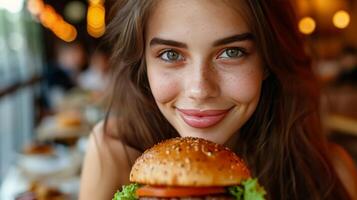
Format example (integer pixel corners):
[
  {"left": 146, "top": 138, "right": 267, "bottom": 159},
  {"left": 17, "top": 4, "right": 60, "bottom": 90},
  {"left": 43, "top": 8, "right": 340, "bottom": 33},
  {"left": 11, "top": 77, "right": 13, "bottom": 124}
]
[{"left": 175, "top": 123, "right": 234, "bottom": 145}]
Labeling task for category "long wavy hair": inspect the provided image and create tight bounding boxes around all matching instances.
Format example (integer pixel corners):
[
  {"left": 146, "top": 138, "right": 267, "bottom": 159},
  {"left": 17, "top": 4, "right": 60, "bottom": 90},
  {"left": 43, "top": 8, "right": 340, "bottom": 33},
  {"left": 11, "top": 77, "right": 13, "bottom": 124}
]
[{"left": 104, "top": 0, "right": 351, "bottom": 199}]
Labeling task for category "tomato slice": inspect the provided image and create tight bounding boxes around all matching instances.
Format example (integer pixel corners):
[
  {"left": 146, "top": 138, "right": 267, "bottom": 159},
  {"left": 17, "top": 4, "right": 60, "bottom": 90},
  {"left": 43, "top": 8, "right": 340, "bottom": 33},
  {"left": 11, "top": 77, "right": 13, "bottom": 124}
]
[{"left": 136, "top": 186, "right": 226, "bottom": 197}]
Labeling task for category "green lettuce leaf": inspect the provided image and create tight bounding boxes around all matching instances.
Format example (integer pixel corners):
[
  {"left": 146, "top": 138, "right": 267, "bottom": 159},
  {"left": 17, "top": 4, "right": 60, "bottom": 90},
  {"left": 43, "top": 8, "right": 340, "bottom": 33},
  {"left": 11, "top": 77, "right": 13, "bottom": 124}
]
[
  {"left": 228, "top": 184, "right": 244, "bottom": 200},
  {"left": 242, "top": 178, "right": 266, "bottom": 200},
  {"left": 228, "top": 178, "right": 266, "bottom": 200},
  {"left": 113, "top": 179, "right": 265, "bottom": 200},
  {"left": 112, "top": 183, "right": 140, "bottom": 200}
]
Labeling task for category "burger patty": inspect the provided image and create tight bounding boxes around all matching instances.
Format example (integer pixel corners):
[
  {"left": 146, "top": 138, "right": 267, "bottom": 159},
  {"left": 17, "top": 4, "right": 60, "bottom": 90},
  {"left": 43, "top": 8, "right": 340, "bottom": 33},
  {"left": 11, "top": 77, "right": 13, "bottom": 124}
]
[{"left": 139, "top": 194, "right": 235, "bottom": 200}]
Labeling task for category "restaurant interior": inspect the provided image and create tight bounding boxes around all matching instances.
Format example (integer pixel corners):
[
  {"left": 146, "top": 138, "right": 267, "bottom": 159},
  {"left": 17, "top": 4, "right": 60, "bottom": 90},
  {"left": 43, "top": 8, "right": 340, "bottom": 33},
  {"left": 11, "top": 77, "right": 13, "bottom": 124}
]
[{"left": 0, "top": 0, "right": 356, "bottom": 199}]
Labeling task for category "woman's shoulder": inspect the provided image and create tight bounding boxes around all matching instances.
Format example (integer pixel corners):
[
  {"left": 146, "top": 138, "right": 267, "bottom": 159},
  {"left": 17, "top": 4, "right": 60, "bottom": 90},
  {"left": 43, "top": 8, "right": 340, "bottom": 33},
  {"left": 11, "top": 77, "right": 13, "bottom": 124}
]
[
  {"left": 89, "top": 120, "right": 142, "bottom": 176},
  {"left": 93, "top": 120, "right": 141, "bottom": 153},
  {"left": 91, "top": 119, "right": 142, "bottom": 159},
  {"left": 79, "top": 120, "right": 142, "bottom": 200},
  {"left": 328, "top": 142, "right": 357, "bottom": 199}
]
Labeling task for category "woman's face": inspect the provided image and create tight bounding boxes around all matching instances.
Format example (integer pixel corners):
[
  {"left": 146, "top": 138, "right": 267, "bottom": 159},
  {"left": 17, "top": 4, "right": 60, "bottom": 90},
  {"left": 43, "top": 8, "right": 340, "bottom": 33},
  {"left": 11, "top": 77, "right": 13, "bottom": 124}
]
[{"left": 145, "top": 0, "right": 264, "bottom": 144}]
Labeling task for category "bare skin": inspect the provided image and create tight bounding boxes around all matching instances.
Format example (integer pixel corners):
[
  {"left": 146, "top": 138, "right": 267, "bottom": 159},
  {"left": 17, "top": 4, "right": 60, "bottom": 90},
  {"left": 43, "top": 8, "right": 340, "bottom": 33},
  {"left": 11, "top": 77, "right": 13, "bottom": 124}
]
[
  {"left": 79, "top": 122, "right": 141, "bottom": 200},
  {"left": 145, "top": 0, "right": 264, "bottom": 145}
]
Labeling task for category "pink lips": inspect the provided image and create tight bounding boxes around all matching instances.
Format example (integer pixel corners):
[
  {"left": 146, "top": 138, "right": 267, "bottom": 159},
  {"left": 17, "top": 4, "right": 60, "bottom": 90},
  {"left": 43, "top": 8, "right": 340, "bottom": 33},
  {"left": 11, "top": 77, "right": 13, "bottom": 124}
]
[{"left": 177, "top": 108, "right": 231, "bottom": 128}]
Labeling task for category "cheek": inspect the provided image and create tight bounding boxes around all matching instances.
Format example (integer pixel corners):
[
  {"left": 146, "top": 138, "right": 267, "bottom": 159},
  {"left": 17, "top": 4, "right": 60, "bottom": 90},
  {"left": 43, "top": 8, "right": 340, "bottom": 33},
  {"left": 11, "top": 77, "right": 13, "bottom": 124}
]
[
  {"left": 147, "top": 67, "right": 180, "bottom": 104},
  {"left": 222, "top": 68, "right": 263, "bottom": 103}
]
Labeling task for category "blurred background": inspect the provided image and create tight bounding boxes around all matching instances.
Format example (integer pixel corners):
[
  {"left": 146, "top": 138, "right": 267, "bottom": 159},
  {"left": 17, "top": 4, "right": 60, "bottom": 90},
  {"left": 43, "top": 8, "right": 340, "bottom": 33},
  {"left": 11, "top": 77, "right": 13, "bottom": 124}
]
[{"left": 0, "top": 0, "right": 356, "bottom": 199}]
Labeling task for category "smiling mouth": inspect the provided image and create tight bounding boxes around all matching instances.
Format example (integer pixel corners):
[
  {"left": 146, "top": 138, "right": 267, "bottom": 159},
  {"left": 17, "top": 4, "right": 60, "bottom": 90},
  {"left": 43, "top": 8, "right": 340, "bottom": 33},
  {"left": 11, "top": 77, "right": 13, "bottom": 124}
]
[{"left": 177, "top": 108, "right": 232, "bottom": 128}]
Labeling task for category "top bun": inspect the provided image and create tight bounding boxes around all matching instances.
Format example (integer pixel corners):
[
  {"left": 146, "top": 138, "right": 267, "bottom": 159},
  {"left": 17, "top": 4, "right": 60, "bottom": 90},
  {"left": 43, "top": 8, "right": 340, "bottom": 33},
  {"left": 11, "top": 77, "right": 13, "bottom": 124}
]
[{"left": 130, "top": 137, "right": 251, "bottom": 186}]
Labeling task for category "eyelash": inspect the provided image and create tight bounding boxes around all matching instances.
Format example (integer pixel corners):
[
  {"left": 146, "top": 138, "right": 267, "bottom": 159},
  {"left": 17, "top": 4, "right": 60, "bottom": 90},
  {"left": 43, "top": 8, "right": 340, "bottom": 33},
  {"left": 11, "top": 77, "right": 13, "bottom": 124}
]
[
  {"left": 217, "top": 47, "right": 247, "bottom": 59},
  {"left": 158, "top": 49, "right": 184, "bottom": 63},
  {"left": 157, "top": 47, "right": 247, "bottom": 63}
]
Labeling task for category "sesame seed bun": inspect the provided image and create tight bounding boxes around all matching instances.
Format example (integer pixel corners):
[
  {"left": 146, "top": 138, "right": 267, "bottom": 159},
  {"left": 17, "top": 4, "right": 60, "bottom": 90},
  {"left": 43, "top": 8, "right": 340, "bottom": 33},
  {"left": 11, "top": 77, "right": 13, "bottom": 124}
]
[{"left": 129, "top": 137, "right": 251, "bottom": 187}]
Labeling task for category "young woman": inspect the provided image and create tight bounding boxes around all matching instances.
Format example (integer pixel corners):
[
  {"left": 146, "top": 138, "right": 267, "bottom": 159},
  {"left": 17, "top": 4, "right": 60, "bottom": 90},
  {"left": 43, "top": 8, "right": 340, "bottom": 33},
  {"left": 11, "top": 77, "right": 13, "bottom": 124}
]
[{"left": 79, "top": 0, "right": 357, "bottom": 199}]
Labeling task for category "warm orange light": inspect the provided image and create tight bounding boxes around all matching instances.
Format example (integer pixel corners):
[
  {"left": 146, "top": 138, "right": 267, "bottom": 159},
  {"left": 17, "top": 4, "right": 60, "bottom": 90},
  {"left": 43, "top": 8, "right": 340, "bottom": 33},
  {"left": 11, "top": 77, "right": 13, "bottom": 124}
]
[
  {"left": 333, "top": 10, "right": 350, "bottom": 29},
  {"left": 26, "top": 0, "right": 77, "bottom": 42},
  {"left": 88, "top": 0, "right": 104, "bottom": 5},
  {"left": 87, "top": 4, "right": 106, "bottom": 38},
  {"left": 63, "top": 26, "right": 77, "bottom": 42},
  {"left": 87, "top": 25, "right": 106, "bottom": 38},
  {"left": 298, "top": 17, "right": 316, "bottom": 35},
  {"left": 87, "top": 5, "right": 105, "bottom": 28},
  {"left": 27, "top": 0, "right": 44, "bottom": 15},
  {"left": 39, "top": 5, "right": 59, "bottom": 29},
  {"left": 53, "top": 22, "right": 77, "bottom": 42},
  {"left": 52, "top": 20, "right": 68, "bottom": 36}
]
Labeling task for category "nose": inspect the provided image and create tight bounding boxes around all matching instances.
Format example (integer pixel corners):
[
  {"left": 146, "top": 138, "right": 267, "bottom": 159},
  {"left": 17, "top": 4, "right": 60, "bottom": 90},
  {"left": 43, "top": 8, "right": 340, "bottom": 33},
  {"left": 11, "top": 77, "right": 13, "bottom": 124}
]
[{"left": 185, "top": 61, "right": 220, "bottom": 101}]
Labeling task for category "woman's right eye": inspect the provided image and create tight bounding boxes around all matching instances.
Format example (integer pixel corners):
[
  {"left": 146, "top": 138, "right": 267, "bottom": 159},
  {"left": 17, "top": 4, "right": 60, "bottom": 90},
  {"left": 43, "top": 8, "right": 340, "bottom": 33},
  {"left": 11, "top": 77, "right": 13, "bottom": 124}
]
[{"left": 159, "top": 50, "right": 184, "bottom": 62}]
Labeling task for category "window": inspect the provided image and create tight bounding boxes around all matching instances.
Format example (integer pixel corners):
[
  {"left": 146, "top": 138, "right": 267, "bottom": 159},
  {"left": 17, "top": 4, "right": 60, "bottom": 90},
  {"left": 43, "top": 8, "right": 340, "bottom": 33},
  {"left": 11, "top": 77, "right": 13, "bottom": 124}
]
[{"left": 0, "top": 6, "right": 43, "bottom": 184}]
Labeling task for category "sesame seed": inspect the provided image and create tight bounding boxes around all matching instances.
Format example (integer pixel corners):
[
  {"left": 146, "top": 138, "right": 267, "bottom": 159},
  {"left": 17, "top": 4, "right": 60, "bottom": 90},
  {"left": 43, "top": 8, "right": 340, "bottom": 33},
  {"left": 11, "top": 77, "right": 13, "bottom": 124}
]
[
  {"left": 194, "top": 145, "right": 199, "bottom": 151},
  {"left": 185, "top": 158, "right": 190, "bottom": 164}
]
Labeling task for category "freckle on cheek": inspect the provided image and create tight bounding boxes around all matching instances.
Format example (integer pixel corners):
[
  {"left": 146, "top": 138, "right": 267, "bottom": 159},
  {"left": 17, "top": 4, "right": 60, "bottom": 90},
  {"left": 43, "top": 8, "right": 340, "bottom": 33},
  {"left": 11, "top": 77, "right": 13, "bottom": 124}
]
[
  {"left": 226, "top": 76, "right": 262, "bottom": 103},
  {"left": 151, "top": 79, "right": 179, "bottom": 103}
]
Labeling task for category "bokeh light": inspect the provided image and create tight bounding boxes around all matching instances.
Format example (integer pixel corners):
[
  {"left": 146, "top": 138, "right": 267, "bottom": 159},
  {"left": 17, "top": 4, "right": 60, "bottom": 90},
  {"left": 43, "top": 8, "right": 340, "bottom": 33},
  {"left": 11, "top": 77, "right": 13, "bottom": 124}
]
[
  {"left": 39, "top": 5, "right": 59, "bottom": 29},
  {"left": 299, "top": 17, "right": 316, "bottom": 35},
  {"left": 333, "top": 10, "right": 350, "bottom": 29},
  {"left": 87, "top": 4, "right": 105, "bottom": 38}
]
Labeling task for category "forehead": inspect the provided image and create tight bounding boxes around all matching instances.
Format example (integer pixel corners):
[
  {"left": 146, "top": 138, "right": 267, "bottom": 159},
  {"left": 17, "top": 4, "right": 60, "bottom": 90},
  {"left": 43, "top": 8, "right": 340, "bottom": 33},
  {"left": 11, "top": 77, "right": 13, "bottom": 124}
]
[{"left": 146, "top": 0, "right": 250, "bottom": 41}]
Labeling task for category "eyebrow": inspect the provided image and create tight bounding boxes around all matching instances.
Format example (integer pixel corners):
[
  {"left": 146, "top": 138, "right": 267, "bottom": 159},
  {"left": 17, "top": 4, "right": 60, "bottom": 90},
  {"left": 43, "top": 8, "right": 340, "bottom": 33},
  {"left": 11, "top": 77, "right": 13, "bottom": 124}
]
[
  {"left": 150, "top": 38, "right": 188, "bottom": 48},
  {"left": 212, "top": 33, "right": 254, "bottom": 46},
  {"left": 149, "top": 33, "right": 254, "bottom": 49}
]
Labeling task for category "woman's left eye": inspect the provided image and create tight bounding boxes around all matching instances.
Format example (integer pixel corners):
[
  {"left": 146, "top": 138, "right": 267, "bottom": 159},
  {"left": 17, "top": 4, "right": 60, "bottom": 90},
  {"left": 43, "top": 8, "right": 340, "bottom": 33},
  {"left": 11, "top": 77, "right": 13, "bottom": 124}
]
[
  {"left": 159, "top": 50, "right": 184, "bottom": 62},
  {"left": 218, "top": 48, "right": 246, "bottom": 59}
]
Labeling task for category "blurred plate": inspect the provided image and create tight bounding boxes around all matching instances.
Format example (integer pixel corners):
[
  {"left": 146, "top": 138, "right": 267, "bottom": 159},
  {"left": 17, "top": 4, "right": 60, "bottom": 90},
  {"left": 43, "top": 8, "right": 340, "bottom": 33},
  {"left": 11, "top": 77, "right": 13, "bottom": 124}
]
[
  {"left": 36, "top": 116, "right": 90, "bottom": 141},
  {"left": 17, "top": 145, "right": 82, "bottom": 180}
]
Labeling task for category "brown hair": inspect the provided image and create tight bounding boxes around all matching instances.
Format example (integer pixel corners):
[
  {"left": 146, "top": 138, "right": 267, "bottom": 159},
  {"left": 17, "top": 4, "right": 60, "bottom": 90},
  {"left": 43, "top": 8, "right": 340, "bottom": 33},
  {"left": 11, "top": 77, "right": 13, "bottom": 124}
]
[{"left": 104, "top": 0, "right": 351, "bottom": 199}]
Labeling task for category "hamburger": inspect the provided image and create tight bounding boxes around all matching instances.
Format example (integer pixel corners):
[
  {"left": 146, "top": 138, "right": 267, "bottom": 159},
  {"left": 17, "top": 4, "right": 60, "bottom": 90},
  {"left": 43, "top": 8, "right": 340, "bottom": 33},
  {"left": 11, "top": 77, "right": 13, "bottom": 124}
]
[{"left": 113, "top": 137, "right": 266, "bottom": 200}]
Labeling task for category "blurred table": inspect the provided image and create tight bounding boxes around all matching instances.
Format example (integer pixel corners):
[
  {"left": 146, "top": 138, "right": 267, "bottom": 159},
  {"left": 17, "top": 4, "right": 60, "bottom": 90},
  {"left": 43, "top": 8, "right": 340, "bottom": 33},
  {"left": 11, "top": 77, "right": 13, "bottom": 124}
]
[
  {"left": 0, "top": 167, "right": 80, "bottom": 200},
  {"left": 326, "top": 114, "right": 357, "bottom": 136},
  {"left": 0, "top": 143, "right": 85, "bottom": 200},
  {"left": 322, "top": 85, "right": 357, "bottom": 136},
  {"left": 322, "top": 85, "right": 357, "bottom": 163},
  {"left": 1, "top": 88, "right": 101, "bottom": 200},
  {"left": 36, "top": 116, "right": 91, "bottom": 141}
]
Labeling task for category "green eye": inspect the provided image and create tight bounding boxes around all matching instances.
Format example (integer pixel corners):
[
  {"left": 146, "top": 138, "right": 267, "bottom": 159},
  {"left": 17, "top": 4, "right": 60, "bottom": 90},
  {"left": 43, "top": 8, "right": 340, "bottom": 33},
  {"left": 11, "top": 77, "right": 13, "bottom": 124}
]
[
  {"left": 160, "top": 50, "right": 183, "bottom": 62},
  {"left": 218, "top": 48, "right": 245, "bottom": 59}
]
